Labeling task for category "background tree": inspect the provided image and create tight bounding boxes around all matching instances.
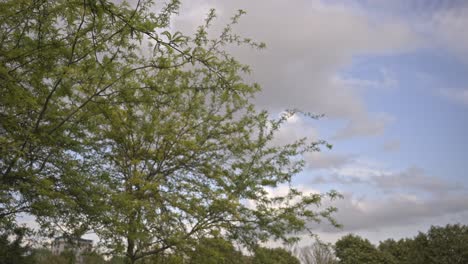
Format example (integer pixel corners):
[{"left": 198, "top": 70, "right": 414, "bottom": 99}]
[
  {"left": 381, "top": 224, "right": 468, "bottom": 264},
  {"left": 1, "top": 0, "right": 340, "bottom": 263},
  {"left": 378, "top": 238, "right": 412, "bottom": 264},
  {"left": 423, "top": 224, "right": 468, "bottom": 264},
  {"left": 252, "top": 247, "right": 300, "bottom": 264},
  {"left": 334, "top": 224, "right": 468, "bottom": 264},
  {"left": 335, "top": 234, "right": 394, "bottom": 264},
  {"left": 296, "top": 240, "right": 337, "bottom": 264},
  {"left": 188, "top": 236, "right": 244, "bottom": 264},
  {"left": 82, "top": 251, "right": 107, "bottom": 264},
  {"left": 0, "top": 225, "right": 34, "bottom": 264},
  {"left": 29, "top": 248, "right": 65, "bottom": 264}
]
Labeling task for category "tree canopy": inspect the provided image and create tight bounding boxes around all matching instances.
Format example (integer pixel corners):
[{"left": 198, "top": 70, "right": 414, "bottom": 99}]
[
  {"left": 0, "top": 0, "right": 339, "bottom": 263},
  {"left": 333, "top": 224, "right": 468, "bottom": 264},
  {"left": 252, "top": 247, "right": 300, "bottom": 264},
  {"left": 379, "top": 224, "right": 468, "bottom": 264},
  {"left": 335, "top": 234, "right": 394, "bottom": 264}
]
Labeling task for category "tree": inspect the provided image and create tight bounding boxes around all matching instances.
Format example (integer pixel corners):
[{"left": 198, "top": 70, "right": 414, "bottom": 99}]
[
  {"left": 378, "top": 239, "right": 412, "bottom": 264},
  {"left": 29, "top": 248, "right": 63, "bottom": 264},
  {"left": 1, "top": 0, "right": 339, "bottom": 263},
  {"left": 296, "top": 240, "right": 337, "bottom": 264},
  {"left": 82, "top": 251, "right": 107, "bottom": 264},
  {"left": 0, "top": 0, "right": 245, "bottom": 227},
  {"left": 401, "top": 224, "right": 468, "bottom": 264},
  {"left": 335, "top": 234, "right": 394, "bottom": 264},
  {"left": 0, "top": 226, "right": 34, "bottom": 264},
  {"left": 30, "top": 248, "right": 106, "bottom": 264},
  {"left": 376, "top": 224, "right": 468, "bottom": 264},
  {"left": 252, "top": 247, "right": 300, "bottom": 264},
  {"left": 188, "top": 236, "right": 244, "bottom": 264},
  {"left": 0, "top": 0, "right": 139, "bottom": 225}
]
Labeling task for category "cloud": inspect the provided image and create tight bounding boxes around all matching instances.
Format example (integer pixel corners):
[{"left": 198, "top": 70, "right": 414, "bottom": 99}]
[
  {"left": 382, "top": 139, "right": 401, "bottom": 152},
  {"left": 316, "top": 191, "right": 468, "bottom": 233},
  {"left": 174, "top": 0, "right": 419, "bottom": 139},
  {"left": 372, "top": 167, "right": 461, "bottom": 194},
  {"left": 270, "top": 113, "right": 319, "bottom": 147},
  {"left": 305, "top": 152, "right": 354, "bottom": 170},
  {"left": 308, "top": 162, "right": 468, "bottom": 233},
  {"left": 333, "top": 113, "right": 394, "bottom": 140},
  {"left": 337, "top": 68, "right": 399, "bottom": 92},
  {"left": 317, "top": 165, "right": 462, "bottom": 195},
  {"left": 431, "top": 5, "right": 468, "bottom": 62},
  {"left": 439, "top": 88, "right": 468, "bottom": 106},
  {"left": 377, "top": 0, "right": 468, "bottom": 63},
  {"left": 362, "top": 1, "right": 468, "bottom": 63},
  {"left": 170, "top": 0, "right": 468, "bottom": 241}
]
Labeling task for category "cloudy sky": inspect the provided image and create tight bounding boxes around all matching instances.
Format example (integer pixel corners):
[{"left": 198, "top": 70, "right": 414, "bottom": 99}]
[{"left": 174, "top": 0, "right": 468, "bottom": 244}]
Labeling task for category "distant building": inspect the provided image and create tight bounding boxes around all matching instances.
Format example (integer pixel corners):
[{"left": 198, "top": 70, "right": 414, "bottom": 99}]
[{"left": 51, "top": 236, "right": 93, "bottom": 264}]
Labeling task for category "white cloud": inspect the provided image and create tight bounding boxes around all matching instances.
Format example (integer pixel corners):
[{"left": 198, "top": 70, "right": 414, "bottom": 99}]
[
  {"left": 270, "top": 113, "right": 319, "bottom": 147},
  {"left": 439, "top": 88, "right": 468, "bottom": 106}
]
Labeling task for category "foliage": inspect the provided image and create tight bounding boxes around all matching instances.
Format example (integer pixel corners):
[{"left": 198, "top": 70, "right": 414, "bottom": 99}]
[
  {"left": 0, "top": 0, "right": 339, "bottom": 263},
  {"left": 251, "top": 247, "right": 300, "bottom": 264},
  {"left": 31, "top": 248, "right": 108, "bottom": 264},
  {"left": 0, "top": 226, "right": 34, "bottom": 264},
  {"left": 29, "top": 248, "right": 74, "bottom": 264},
  {"left": 335, "top": 224, "right": 468, "bottom": 264},
  {"left": 335, "top": 234, "right": 394, "bottom": 264},
  {"left": 83, "top": 251, "right": 107, "bottom": 264},
  {"left": 378, "top": 238, "right": 412, "bottom": 264},
  {"left": 188, "top": 237, "right": 244, "bottom": 264},
  {"left": 379, "top": 224, "right": 468, "bottom": 264}
]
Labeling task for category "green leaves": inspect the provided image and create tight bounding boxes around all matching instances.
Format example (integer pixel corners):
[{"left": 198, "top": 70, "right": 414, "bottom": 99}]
[
  {"left": 1, "top": 1, "right": 340, "bottom": 262},
  {"left": 252, "top": 247, "right": 300, "bottom": 264},
  {"left": 335, "top": 224, "right": 468, "bottom": 264}
]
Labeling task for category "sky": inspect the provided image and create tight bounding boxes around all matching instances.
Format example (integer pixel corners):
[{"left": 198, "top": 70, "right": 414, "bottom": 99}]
[{"left": 173, "top": 0, "right": 468, "bottom": 244}]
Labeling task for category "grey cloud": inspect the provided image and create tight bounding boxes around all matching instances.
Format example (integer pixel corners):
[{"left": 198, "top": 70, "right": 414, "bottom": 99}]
[
  {"left": 333, "top": 113, "right": 394, "bottom": 140},
  {"left": 315, "top": 192, "right": 468, "bottom": 233},
  {"left": 314, "top": 166, "right": 462, "bottom": 194},
  {"left": 382, "top": 139, "right": 401, "bottom": 152},
  {"left": 307, "top": 164, "right": 468, "bottom": 234},
  {"left": 439, "top": 88, "right": 468, "bottom": 106},
  {"left": 372, "top": 167, "right": 462, "bottom": 194},
  {"left": 313, "top": 173, "right": 363, "bottom": 185},
  {"left": 174, "top": 0, "right": 419, "bottom": 139},
  {"left": 337, "top": 69, "right": 398, "bottom": 92},
  {"left": 305, "top": 152, "right": 354, "bottom": 170},
  {"left": 431, "top": 5, "right": 468, "bottom": 62},
  {"left": 361, "top": 0, "right": 468, "bottom": 63}
]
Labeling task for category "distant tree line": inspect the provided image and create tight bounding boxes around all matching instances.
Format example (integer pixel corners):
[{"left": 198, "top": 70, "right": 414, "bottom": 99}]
[
  {"left": 0, "top": 233, "right": 300, "bottom": 264},
  {"left": 297, "top": 223, "right": 468, "bottom": 264},
  {"left": 2, "top": 223, "right": 467, "bottom": 263}
]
